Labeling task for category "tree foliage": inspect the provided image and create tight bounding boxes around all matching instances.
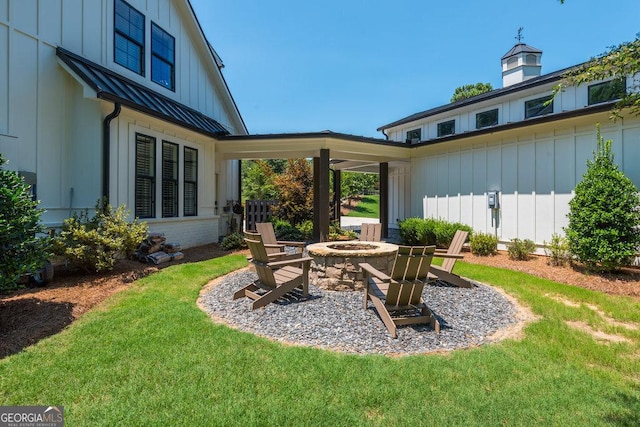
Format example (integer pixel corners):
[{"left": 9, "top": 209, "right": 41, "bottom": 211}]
[
  {"left": 271, "top": 159, "right": 314, "bottom": 225},
  {"left": 555, "top": 36, "right": 640, "bottom": 118},
  {"left": 565, "top": 126, "right": 640, "bottom": 271},
  {"left": 242, "top": 160, "right": 278, "bottom": 201},
  {"left": 450, "top": 82, "right": 493, "bottom": 103},
  {"left": 0, "top": 154, "right": 50, "bottom": 289},
  {"left": 341, "top": 172, "right": 379, "bottom": 205}
]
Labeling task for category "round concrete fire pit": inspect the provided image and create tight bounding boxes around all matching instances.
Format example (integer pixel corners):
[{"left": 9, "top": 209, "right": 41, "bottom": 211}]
[{"left": 306, "top": 241, "right": 398, "bottom": 291}]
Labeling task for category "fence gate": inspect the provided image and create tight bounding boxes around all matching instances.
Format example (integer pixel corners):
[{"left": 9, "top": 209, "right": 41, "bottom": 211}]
[{"left": 244, "top": 200, "right": 276, "bottom": 232}]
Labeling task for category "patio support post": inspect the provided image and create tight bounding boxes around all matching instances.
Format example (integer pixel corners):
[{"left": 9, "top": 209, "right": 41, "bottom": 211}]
[
  {"left": 333, "top": 169, "right": 341, "bottom": 222},
  {"left": 313, "top": 149, "right": 330, "bottom": 242},
  {"left": 380, "top": 162, "right": 389, "bottom": 239}
]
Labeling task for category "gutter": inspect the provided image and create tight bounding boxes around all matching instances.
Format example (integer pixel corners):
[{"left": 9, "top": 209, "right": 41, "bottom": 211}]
[{"left": 102, "top": 103, "right": 121, "bottom": 202}]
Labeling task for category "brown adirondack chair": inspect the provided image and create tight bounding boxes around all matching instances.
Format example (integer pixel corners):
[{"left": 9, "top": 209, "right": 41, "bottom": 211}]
[
  {"left": 359, "top": 223, "right": 382, "bottom": 242},
  {"left": 233, "top": 231, "right": 312, "bottom": 310},
  {"left": 256, "top": 222, "right": 305, "bottom": 260},
  {"left": 428, "top": 230, "right": 472, "bottom": 288},
  {"left": 361, "top": 245, "right": 439, "bottom": 338}
]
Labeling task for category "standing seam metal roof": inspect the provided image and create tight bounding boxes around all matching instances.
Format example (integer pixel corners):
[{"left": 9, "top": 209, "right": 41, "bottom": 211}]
[{"left": 56, "top": 47, "right": 230, "bottom": 137}]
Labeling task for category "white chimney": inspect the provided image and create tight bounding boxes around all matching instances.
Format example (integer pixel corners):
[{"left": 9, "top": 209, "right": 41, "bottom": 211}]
[{"left": 501, "top": 43, "right": 542, "bottom": 87}]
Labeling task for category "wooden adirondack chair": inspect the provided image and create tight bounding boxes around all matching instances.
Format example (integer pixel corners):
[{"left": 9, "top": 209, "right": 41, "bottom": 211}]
[
  {"left": 361, "top": 245, "right": 439, "bottom": 338},
  {"left": 359, "top": 223, "right": 382, "bottom": 242},
  {"left": 428, "top": 230, "right": 472, "bottom": 288},
  {"left": 255, "top": 222, "right": 305, "bottom": 260},
  {"left": 233, "top": 231, "right": 312, "bottom": 310}
]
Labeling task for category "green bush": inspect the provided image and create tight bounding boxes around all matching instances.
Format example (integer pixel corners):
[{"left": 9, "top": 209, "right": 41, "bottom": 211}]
[
  {"left": 398, "top": 218, "right": 435, "bottom": 245},
  {"left": 433, "top": 221, "right": 473, "bottom": 247},
  {"left": 220, "top": 232, "right": 246, "bottom": 251},
  {"left": 544, "top": 233, "right": 570, "bottom": 266},
  {"left": 470, "top": 232, "right": 498, "bottom": 256},
  {"left": 53, "top": 199, "right": 148, "bottom": 273},
  {"left": 507, "top": 238, "right": 537, "bottom": 261},
  {"left": 0, "top": 154, "right": 51, "bottom": 290},
  {"left": 565, "top": 126, "right": 640, "bottom": 271},
  {"left": 296, "top": 220, "right": 314, "bottom": 240},
  {"left": 272, "top": 218, "right": 305, "bottom": 241}
]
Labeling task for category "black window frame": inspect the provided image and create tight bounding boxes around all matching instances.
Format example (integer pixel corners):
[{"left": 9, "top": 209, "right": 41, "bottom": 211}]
[
  {"left": 151, "top": 22, "right": 175, "bottom": 91},
  {"left": 588, "top": 78, "right": 626, "bottom": 106},
  {"left": 405, "top": 128, "right": 421, "bottom": 144},
  {"left": 114, "top": 0, "right": 145, "bottom": 75},
  {"left": 437, "top": 120, "right": 456, "bottom": 137},
  {"left": 476, "top": 109, "right": 499, "bottom": 129},
  {"left": 183, "top": 147, "right": 198, "bottom": 217},
  {"left": 162, "top": 141, "right": 179, "bottom": 218},
  {"left": 525, "top": 95, "right": 554, "bottom": 119},
  {"left": 135, "top": 133, "right": 156, "bottom": 219}
]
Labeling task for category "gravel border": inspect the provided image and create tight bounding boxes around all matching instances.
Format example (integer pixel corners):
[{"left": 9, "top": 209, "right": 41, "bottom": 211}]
[{"left": 199, "top": 268, "right": 522, "bottom": 356}]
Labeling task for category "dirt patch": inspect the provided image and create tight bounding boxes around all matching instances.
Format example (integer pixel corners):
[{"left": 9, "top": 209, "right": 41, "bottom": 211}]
[{"left": 565, "top": 321, "right": 632, "bottom": 344}]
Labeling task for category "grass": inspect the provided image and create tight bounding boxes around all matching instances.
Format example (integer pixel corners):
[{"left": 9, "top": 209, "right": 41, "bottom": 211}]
[
  {"left": 346, "top": 195, "right": 380, "bottom": 218},
  {"left": 1, "top": 255, "right": 639, "bottom": 425}
]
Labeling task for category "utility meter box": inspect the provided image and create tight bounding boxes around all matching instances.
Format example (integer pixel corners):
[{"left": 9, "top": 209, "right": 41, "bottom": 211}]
[{"left": 488, "top": 191, "right": 499, "bottom": 209}]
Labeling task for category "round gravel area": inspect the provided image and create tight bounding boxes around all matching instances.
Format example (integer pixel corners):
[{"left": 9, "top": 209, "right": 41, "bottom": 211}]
[{"left": 199, "top": 268, "right": 523, "bottom": 356}]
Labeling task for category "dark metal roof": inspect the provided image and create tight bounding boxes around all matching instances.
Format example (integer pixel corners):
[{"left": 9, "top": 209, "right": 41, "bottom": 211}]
[
  {"left": 501, "top": 43, "right": 543, "bottom": 60},
  {"left": 56, "top": 47, "right": 230, "bottom": 137},
  {"left": 377, "top": 64, "right": 576, "bottom": 131},
  {"left": 218, "top": 130, "right": 399, "bottom": 146}
]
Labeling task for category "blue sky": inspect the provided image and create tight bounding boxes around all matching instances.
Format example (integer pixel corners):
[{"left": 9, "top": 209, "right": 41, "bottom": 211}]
[{"left": 190, "top": 0, "right": 640, "bottom": 138}]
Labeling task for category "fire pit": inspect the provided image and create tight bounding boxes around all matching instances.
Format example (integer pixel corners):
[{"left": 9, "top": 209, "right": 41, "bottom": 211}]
[{"left": 306, "top": 241, "right": 398, "bottom": 291}]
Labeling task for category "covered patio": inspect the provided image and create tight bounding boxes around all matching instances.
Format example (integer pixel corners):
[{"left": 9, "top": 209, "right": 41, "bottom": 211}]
[{"left": 216, "top": 131, "right": 410, "bottom": 241}]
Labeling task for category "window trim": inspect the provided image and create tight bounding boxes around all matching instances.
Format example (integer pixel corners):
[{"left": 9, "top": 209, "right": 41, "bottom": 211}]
[
  {"left": 151, "top": 22, "right": 176, "bottom": 91},
  {"left": 437, "top": 119, "right": 456, "bottom": 137},
  {"left": 587, "top": 78, "right": 626, "bottom": 106},
  {"left": 475, "top": 108, "right": 499, "bottom": 129},
  {"left": 183, "top": 147, "right": 198, "bottom": 217},
  {"left": 162, "top": 141, "right": 179, "bottom": 218},
  {"left": 114, "top": 0, "right": 145, "bottom": 75},
  {"left": 135, "top": 133, "right": 156, "bottom": 219}
]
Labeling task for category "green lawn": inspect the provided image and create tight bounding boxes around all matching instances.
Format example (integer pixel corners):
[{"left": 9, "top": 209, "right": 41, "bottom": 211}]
[
  {"left": 346, "top": 195, "right": 380, "bottom": 218},
  {"left": 1, "top": 255, "right": 639, "bottom": 426}
]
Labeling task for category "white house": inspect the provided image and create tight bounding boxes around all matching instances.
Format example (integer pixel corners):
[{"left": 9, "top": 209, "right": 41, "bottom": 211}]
[
  {"left": 0, "top": 0, "right": 246, "bottom": 248},
  {"left": 378, "top": 42, "right": 640, "bottom": 250}
]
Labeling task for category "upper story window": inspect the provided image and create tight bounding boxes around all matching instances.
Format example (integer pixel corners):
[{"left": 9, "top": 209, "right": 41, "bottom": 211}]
[
  {"left": 525, "top": 95, "right": 553, "bottom": 119},
  {"left": 437, "top": 120, "right": 455, "bottom": 137},
  {"left": 476, "top": 109, "right": 498, "bottom": 129},
  {"left": 152, "top": 23, "right": 175, "bottom": 90},
  {"left": 114, "top": 0, "right": 145, "bottom": 75},
  {"left": 525, "top": 54, "right": 537, "bottom": 65},
  {"left": 588, "top": 78, "right": 626, "bottom": 105},
  {"left": 406, "top": 128, "right": 421, "bottom": 143}
]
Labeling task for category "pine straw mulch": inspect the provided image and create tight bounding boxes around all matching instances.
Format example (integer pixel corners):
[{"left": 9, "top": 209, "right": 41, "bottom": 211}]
[{"left": 2, "top": 243, "right": 639, "bottom": 359}]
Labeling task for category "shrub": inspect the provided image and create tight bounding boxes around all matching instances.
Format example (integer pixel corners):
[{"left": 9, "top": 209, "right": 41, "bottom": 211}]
[
  {"left": 507, "top": 238, "right": 537, "bottom": 261},
  {"left": 328, "top": 222, "right": 358, "bottom": 241},
  {"left": 544, "top": 233, "right": 570, "bottom": 266},
  {"left": 53, "top": 199, "right": 148, "bottom": 273},
  {"left": 398, "top": 218, "right": 434, "bottom": 245},
  {"left": 0, "top": 154, "right": 51, "bottom": 290},
  {"left": 433, "top": 221, "right": 473, "bottom": 247},
  {"left": 272, "top": 218, "right": 305, "bottom": 241},
  {"left": 220, "top": 232, "right": 246, "bottom": 251},
  {"left": 565, "top": 125, "right": 640, "bottom": 271},
  {"left": 470, "top": 232, "right": 498, "bottom": 256},
  {"left": 296, "top": 220, "right": 314, "bottom": 240}
]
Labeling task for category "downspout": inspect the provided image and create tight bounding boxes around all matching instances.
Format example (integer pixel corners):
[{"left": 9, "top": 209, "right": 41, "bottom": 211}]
[
  {"left": 102, "top": 103, "right": 121, "bottom": 203},
  {"left": 381, "top": 129, "right": 389, "bottom": 140}
]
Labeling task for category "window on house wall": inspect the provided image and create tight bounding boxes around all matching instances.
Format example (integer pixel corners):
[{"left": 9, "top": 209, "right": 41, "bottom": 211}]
[
  {"left": 135, "top": 134, "right": 156, "bottom": 218},
  {"left": 525, "top": 54, "right": 537, "bottom": 65},
  {"left": 162, "top": 141, "right": 178, "bottom": 218},
  {"left": 525, "top": 95, "right": 553, "bottom": 119},
  {"left": 405, "top": 128, "right": 421, "bottom": 143},
  {"left": 437, "top": 120, "right": 455, "bottom": 137},
  {"left": 114, "top": 0, "right": 145, "bottom": 75},
  {"left": 588, "top": 78, "right": 626, "bottom": 105},
  {"left": 151, "top": 23, "right": 175, "bottom": 90},
  {"left": 184, "top": 147, "right": 198, "bottom": 217},
  {"left": 476, "top": 109, "right": 498, "bottom": 129}
]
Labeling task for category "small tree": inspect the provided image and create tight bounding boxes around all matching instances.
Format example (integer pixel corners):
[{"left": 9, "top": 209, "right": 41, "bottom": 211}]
[
  {"left": 271, "top": 159, "right": 313, "bottom": 225},
  {"left": 565, "top": 125, "right": 640, "bottom": 271},
  {"left": 450, "top": 82, "right": 493, "bottom": 103},
  {"left": 0, "top": 154, "right": 50, "bottom": 290}
]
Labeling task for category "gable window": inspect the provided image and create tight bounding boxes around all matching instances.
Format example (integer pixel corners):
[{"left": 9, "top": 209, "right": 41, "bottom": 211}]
[
  {"left": 152, "top": 23, "right": 175, "bottom": 90},
  {"left": 114, "top": 0, "right": 145, "bottom": 75},
  {"left": 525, "top": 95, "right": 553, "bottom": 119},
  {"left": 476, "top": 109, "right": 498, "bottom": 129},
  {"left": 437, "top": 120, "right": 455, "bottom": 137},
  {"left": 405, "top": 128, "right": 421, "bottom": 143},
  {"left": 588, "top": 78, "right": 626, "bottom": 105},
  {"left": 162, "top": 141, "right": 179, "bottom": 218},
  {"left": 135, "top": 134, "right": 156, "bottom": 218},
  {"left": 184, "top": 147, "right": 198, "bottom": 217}
]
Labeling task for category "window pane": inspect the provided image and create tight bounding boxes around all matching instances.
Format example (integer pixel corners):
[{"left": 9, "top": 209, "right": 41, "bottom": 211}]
[
  {"left": 162, "top": 142, "right": 178, "bottom": 218},
  {"left": 135, "top": 134, "right": 155, "bottom": 218},
  {"left": 525, "top": 96, "right": 553, "bottom": 119},
  {"left": 114, "top": 0, "right": 144, "bottom": 75},
  {"left": 476, "top": 109, "right": 498, "bottom": 129},
  {"left": 588, "top": 78, "right": 626, "bottom": 105},
  {"left": 152, "top": 56, "right": 173, "bottom": 89},
  {"left": 152, "top": 23, "right": 175, "bottom": 90},
  {"left": 437, "top": 120, "right": 455, "bottom": 137},
  {"left": 405, "top": 128, "right": 421, "bottom": 143},
  {"left": 184, "top": 147, "right": 197, "bottom": 217}
]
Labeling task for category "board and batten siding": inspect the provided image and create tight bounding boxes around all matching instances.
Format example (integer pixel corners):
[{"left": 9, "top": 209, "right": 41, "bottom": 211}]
[{"left": 411, "top": 118, "right": 640, "bottom": 250}]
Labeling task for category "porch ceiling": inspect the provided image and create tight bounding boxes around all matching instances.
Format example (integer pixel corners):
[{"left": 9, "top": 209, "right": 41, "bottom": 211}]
[{"left": 215, "top": 131, "right": 410, "bottom": 168}]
